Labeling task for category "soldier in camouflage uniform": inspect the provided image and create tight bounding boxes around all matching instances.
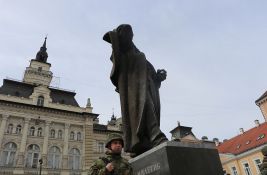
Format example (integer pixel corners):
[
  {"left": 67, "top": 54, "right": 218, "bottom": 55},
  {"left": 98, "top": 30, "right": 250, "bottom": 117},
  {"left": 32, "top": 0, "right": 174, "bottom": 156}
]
[{"left": 88, "top": 133, "right": 132, "bottom": 175}]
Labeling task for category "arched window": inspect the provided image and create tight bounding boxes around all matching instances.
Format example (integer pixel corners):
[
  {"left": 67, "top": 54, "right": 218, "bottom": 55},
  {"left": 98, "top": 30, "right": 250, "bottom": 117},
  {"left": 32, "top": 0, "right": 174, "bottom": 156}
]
[
  {"left": 50, "top": 129, "right": 55, "bottom": 138},
  {"left": 25, "top": 144, "right": 40, "bottom": 168},
  {"left": 77, "top": 132, "right": 81, "bottom": 141},
  {"left": 37, "top": 96, "right": 44, "bottom": 106},
  {"left": 7, "top": 124, "right": 13, "bottom": 134},
  {"left": 29, "top": 127, "right": 35, "bottom": 136},
  {"left": 58, "top": 130, "right": 63, "bottom": 139},
  {"left": 48, "top": 146, "right": 61, "bottom": 169},
  {"left": 15, "top": 125, "right": 22, "bottom": 134},
  {"left": 1, "top": 142, "right": 17, "bottom": 166},
  {"left": 70, "top": 131, "right": 75, "bottom": 140},
  {"left": 37, "top": 128, "right": 42, "bottom": 137},
  {"left": 69, "top": 148, "right": 80, "bottom": 170}
]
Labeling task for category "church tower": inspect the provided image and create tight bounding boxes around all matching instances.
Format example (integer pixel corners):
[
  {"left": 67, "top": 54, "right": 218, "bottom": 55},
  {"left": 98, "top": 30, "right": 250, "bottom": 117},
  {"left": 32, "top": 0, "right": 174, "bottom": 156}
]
[{"left": 23, "top": 37, "right": 53, "bottom": 86}]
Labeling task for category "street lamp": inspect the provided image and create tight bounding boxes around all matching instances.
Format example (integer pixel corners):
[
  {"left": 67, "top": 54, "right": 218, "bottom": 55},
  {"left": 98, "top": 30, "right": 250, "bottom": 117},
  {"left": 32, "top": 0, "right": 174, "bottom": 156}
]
[{"left": 39, "top": 158, "right": 43, "bottom": 175}]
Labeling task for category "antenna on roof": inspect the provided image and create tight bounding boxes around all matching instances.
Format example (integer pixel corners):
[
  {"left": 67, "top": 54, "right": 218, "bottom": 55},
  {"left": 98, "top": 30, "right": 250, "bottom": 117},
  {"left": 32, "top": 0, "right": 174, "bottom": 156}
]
[{"left": 50, "top": 76, "right": 60, "bottom": 87}]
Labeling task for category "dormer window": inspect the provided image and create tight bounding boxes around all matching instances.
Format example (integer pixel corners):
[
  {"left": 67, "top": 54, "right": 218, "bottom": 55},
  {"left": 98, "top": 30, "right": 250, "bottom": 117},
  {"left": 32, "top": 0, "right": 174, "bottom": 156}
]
[{"left": 37, "top": 96, "right": 44, "bottom": 106}]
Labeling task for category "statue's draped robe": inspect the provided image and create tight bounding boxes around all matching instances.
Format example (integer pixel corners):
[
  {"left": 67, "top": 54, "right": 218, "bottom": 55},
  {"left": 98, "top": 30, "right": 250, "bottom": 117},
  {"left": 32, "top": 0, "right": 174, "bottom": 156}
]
[{"left": 108, "top": 31, "right": 165, "bottom": 154}]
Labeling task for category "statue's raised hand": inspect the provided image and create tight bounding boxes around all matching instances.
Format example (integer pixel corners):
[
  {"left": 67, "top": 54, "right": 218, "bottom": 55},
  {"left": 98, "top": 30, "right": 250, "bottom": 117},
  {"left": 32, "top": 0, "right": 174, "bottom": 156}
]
[{"left": 157, "top": 69, "right": 167, "bottom": 82}]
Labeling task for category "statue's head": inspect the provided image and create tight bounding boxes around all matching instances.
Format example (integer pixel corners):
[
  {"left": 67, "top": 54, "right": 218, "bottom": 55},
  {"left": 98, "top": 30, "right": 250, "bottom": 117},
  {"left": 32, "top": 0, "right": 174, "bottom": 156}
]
[
  {"left": 40, "top": 46, "right": 47, "bottom": 52},
  {"left": 103, "top": 24, "right": 133, "bottom": 44},
  {"left": 116, "top": 24, "right": 133, "bottom": 44}
]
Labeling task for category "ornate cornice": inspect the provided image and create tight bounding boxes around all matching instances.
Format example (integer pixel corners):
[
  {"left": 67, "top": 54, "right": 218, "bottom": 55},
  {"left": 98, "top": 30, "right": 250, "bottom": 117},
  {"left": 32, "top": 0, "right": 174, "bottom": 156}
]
[{"left": 0, "top": 100, "right": 98, "bottom": 120}]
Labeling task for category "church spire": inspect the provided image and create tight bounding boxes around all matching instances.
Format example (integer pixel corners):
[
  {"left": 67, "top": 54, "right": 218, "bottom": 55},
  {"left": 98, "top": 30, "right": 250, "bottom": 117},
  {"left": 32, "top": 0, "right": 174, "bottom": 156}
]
[
  {"left": 43, "top": 36, "right": 47, "bottom": 48},
  {"left": 35, "top": 36, "right": 48, "bottom": 63}
]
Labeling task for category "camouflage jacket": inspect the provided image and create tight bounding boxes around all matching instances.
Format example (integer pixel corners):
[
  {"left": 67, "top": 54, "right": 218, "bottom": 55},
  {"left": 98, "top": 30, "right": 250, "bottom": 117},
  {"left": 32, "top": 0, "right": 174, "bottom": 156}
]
[{"left": 88, "top": 152, "right": 132, "bottom": 175}]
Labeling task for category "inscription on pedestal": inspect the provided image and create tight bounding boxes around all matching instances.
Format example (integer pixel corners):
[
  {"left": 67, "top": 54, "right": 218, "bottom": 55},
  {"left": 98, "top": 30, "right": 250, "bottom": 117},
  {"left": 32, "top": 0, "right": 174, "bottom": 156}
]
[{"left": 135, "top": 162, "right": 161, "bottom": 175}]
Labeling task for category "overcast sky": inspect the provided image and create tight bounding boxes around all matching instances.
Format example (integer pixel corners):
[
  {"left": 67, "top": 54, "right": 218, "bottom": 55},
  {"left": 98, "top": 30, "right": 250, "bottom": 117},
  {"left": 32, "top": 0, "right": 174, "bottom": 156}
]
[{"left": 1, "top": 0, "right": 267, "bottom": 141}]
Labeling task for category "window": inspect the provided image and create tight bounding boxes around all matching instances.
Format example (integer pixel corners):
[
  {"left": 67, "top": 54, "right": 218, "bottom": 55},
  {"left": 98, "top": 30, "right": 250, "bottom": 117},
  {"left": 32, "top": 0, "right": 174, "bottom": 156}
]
[
  {"left": 69, "top": 148, "right": 80, "bottom": 170},
  {"left": 37, "top": 128, "right": 42, "bottom": 137},
  {"left": 48, "top": 146, "right": 61, "bottom": 169},
  {"left": 98, "top": 142, "right": 104, "bottom": 153},
  {"left": 37, "top": 67, "right": 42, "bottom": 72},
  {"left": 58, "top": 130, "right": 63, "bottom": 139},
  {"left": 1, "top": 142, "right": 17, "bottom": 166},
  {"left": 15, "top": 125, "right": 22, "bottom": 134},
  {"left": 231, "top": 166, "right": 238, "bottom": 175},
  {"left": 254, "top": 159, "right": 262, "bottom": 173},
  {"left": 37, "top": 96, "right": 44, "bottom": 106},
  {"left": 77, "top": 132, "right": 81, "bottom": 141},
  {"left": 243, "top": 162, "right": 252, "bottom": 175},
  {"left": 25, "top": 144, "right": 40, "bottom": 168},
  {"left": 70, "top": 132, "right": 75, "bottom": 140},
  {"left": 29, "top": 127, "right": 35, "bottom": 136},
  {"left": 7, "top": 124, "right": 13, "bottom": 134},
  {"left": 50, "top": 129, "right": 55, "bottom": 138},
  {"left": 257, "top": 134, "right": 265, "bottom": 140}
]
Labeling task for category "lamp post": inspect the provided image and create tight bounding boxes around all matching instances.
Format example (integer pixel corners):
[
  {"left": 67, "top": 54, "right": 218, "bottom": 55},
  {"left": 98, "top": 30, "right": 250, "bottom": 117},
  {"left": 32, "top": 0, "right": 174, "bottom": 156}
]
[{"left": 39, "top": 158, "right": 43, "bottom": 175}]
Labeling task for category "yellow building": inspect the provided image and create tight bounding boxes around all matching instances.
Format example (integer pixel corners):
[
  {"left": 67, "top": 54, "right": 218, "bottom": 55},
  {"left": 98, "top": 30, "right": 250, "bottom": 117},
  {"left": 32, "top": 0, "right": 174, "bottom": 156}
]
[
  {"left": 0, "top": 38, "right": 123, "bottom": 175},
  {"left": 217, "top": 90, "right": 267, "bottom": 175},
  {"left": 217, "top": 121, "right": 266, "bottom": 175}
]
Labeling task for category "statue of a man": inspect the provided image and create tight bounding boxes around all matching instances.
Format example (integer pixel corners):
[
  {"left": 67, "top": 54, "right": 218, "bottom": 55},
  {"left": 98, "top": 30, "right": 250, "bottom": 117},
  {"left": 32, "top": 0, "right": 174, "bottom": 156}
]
[{"left": 103, "top": 24, "right": 168, "bottom": 156}]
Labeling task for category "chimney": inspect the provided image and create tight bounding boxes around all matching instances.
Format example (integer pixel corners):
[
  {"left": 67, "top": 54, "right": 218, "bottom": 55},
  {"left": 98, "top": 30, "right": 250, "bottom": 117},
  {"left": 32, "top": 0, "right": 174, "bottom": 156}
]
[
  {"left": 213, "top": 138, "right": 219, "bottom": 146},
  {"left": 177, "top": 121, "right": 180, "bottom": 126},
  {"left": 255, "top": 120, "right": 260, "bottom": 127},
  {"left": 239, "top": 128, "right": 244, "bottom": 134},
  {"left": 201, "top": 136, "right": 208, "bottom": 141},
  {"left": 86, "top": 98, "right": 91, "bottom": 108}
]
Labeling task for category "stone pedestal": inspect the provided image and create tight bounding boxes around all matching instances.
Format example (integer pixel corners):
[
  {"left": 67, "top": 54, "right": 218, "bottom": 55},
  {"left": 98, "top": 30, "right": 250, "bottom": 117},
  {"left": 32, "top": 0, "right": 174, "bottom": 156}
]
[{"left": 129, "top": 141, "right": 224, "bottom": 175}]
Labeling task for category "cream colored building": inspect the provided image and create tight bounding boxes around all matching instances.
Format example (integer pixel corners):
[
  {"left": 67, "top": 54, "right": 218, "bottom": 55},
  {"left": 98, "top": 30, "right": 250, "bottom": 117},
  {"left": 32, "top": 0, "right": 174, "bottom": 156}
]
[
  {"left": 217, "top": 90, "right": 267, "bottom": 175},
  {"left": 0, "top": 38, "right": 122, "bottom": 175}
]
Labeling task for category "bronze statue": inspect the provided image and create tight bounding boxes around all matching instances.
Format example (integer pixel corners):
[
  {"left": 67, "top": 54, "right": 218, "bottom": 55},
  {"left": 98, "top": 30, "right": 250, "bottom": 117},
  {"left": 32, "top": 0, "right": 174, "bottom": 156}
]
[
  {"left": 36, "top": 37, "right": 48, "bottom": 63},
  {"left": 103, "top": 24, "right": 168, "bottom": 156}
]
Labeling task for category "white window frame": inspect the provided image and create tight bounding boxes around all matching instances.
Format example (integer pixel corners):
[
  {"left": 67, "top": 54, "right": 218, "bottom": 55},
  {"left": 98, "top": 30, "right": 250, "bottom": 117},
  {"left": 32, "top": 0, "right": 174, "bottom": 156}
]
[
  {"left": 253, "top": 157, "right": 262, "bottom": 174},
  {"left": 70, "top": 131, "right": 75, "bottom": 140},
  {"left": 58, "top": 130, "right": 63, "bottom": 139},
  {"left": 50, "top": 129, "right": 55, "bottom": 138},
  {"left": 1, "top": 142, "right": 17, "bottom": 166},
  {"left": 37, "top": 128, "right": 42, "bottom": 137},
  {"left": 242, "top": 162, "right": 252, "bottom": 175},
  {"left": 230, "top": 166, "right": 238, "bottom": 175},
  {"left": 25, "top": 144, "right": 40, "bottom": 168},
  {"left": 29, "top": 126, "right": 35, "bottom": 136},
  {"left": 7, "top": 124, "right": 13, "bottom": 134},
  {"left": 37, "top": 96, "right": 44, "bottom": 106},
  {"left": 48, "top": 146, "right": 61, "bottom": 169},
  {"left": 97, "top": 142, "right": 105, "bottom": 153},
  {"left": 77, "top": 132, "right": 81, "bottom": 141},
  {"left": 15, "top": 125, "right": 22, "bottom": 134},
  {"left": 69, "top": 148, "right": 80, "bottom": 170}
]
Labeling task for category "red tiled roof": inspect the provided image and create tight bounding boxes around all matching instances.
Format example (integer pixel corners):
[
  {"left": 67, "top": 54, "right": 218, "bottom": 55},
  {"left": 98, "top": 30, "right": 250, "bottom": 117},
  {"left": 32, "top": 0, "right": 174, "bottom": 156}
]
[{"left": 217, "top": 122, "right": 267, "bottom": 155}]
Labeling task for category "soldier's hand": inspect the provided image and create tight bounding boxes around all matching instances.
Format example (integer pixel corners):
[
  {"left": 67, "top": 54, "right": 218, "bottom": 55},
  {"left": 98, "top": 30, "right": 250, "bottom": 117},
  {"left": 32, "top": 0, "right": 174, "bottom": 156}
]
[{"left": 105, "top": 163, "right": 114, "bottom": 172}]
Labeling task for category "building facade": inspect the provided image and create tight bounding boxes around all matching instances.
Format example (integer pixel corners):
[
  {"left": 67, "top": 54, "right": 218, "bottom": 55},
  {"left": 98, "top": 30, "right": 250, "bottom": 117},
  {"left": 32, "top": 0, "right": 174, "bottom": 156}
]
[
  {"left": 217, "top": 120, "right": 266, "bottom": 175},
  {"left": 0, "top": 38, "right": 122, "bottom": 175},
  {"left": 216, "top": 90, "right": 267, "bottom": 175}
]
